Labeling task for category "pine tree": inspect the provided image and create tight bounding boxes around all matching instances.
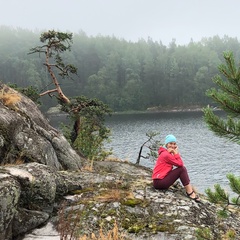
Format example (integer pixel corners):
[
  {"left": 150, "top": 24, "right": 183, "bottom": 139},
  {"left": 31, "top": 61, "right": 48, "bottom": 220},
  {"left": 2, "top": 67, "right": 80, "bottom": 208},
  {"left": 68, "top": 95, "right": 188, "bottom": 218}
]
[
  {"left": 203, "top": 51, "right": 240, "bottom": 209},
  {"left": 29, "top": 30, "right": 112, "bottom": 161}
]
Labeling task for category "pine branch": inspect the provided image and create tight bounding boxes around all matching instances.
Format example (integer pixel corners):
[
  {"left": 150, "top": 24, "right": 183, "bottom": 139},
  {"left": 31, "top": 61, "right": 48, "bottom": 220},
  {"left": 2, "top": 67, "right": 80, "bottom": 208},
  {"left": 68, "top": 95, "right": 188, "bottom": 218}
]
[
  {"left": 227, "top": 174, "right": 240, "bottom": 195},
  {"left": 212, "top": 75, "right": 240, "bottom": 101},
  {"left": 219, "top": 52, "right": 237, "bottom": 80},
  {"left": 205, "top": 188, "right": 219, "bottom": 204},
  {"left": 204, "top": 51, "right": 240, "bottom": 211},
  {"left": 206, "top": 89, "right": 240, "bottom": 115},
  {"left": 214, "top": 184, "right": 229, "bottom": 204},
  {"left": 203, "top": 107, "right": 240, "bottom": 143}
]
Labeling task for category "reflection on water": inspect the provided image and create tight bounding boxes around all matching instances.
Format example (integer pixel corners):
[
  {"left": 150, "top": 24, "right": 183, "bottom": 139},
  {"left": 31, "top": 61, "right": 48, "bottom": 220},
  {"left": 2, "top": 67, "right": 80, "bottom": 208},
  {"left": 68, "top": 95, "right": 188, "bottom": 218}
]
[{"left": 105, "top": 111, "right": 240, "bottom": 193}]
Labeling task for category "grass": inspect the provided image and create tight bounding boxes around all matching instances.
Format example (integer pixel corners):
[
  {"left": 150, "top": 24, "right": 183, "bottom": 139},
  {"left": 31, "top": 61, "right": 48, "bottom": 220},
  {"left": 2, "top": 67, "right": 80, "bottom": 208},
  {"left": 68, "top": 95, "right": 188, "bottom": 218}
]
[
  {"left": 94, "top": 189, "right": 134, "bottom": 203},
  {"left": 0, "top": 158, "right": 25, "bottom": 166},
  {"left": 57, "top": 201, "right": 126, "bottom": 240},
  {"left": 0, "top": 87, "right": 21, "bottom": 108},
  {"left": 79, "top": 221, "right": 125, "bottom": 240}
]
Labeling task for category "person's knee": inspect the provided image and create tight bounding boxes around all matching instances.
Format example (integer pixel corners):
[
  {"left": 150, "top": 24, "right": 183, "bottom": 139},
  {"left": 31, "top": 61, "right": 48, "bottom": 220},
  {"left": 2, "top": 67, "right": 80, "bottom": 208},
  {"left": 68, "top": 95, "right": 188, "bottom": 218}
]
[{"left": 179, "top": 166, "right": 187, "bottom": 173}]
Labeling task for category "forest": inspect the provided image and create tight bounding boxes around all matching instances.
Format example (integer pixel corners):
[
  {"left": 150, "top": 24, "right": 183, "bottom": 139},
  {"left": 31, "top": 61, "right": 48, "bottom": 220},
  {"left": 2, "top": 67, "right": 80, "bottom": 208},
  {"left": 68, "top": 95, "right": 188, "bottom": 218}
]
[{"left": 0, "top": 25, "right": 240, "bottom": 112}]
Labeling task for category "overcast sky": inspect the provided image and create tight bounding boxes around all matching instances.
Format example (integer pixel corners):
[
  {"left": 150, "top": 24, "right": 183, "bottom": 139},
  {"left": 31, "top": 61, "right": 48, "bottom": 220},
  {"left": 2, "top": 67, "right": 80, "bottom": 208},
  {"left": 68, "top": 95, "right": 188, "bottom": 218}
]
[{"left": 1, "top": 0, "right": 240, "bottom": 45}]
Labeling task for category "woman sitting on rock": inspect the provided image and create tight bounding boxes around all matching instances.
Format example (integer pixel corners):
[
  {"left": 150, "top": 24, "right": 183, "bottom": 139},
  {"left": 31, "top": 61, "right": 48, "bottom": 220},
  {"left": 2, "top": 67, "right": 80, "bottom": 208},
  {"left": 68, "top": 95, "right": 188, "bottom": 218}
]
[{"left": 152, "top": 134, "right": 201, "bottom": 203}]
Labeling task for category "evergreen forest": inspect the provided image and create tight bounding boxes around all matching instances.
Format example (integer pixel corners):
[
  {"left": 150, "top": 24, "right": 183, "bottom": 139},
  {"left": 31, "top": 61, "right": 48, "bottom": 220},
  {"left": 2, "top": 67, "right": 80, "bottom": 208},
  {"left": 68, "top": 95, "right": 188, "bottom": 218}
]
[{"left": 1, "top": 26, "right": 240, "bottom": 112}]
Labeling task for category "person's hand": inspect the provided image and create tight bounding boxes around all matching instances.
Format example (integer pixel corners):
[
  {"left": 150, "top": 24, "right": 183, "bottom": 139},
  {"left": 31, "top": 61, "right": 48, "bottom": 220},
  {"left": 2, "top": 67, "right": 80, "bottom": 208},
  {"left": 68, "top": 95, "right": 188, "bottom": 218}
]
[
  {"left": 167, "top": 148, "right": 175, "bottom": 154},
  {"left": 167, "top": 146, "right": 178, "bottom": 155},
  {"left": 173, "top": 146, "right": 179, "bottom": 154}
]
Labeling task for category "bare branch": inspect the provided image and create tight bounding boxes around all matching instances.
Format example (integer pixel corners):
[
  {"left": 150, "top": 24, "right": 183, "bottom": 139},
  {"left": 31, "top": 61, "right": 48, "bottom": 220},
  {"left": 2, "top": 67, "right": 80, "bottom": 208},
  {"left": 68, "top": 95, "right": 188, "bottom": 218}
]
[{"left": 39, "top": 89, "right": 58, "bottom": 96}]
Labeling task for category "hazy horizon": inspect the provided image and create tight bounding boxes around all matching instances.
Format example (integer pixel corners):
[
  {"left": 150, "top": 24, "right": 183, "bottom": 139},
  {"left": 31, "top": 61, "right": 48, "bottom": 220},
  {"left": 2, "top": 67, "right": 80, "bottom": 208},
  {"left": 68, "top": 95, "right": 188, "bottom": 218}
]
[{"left": 1, "top": 0, "right": 240, "bottom": 45}]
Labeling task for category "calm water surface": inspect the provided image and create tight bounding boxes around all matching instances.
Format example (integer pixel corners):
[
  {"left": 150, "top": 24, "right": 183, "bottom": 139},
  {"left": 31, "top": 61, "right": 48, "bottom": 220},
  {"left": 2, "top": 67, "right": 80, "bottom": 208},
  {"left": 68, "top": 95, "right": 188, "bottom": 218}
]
[
  {"left": 104, "top": 111, "right": 240, "bottom": 194},
  {"left": 49, "top": 111, "right": 240, "bottom": 194}
]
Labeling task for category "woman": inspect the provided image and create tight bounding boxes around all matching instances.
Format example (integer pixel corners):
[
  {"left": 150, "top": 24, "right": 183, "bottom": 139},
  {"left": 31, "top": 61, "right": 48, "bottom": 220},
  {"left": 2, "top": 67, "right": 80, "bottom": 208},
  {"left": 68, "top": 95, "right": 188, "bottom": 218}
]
[{"left": 152, "top": 134, "right": 201, "bottom": 202}]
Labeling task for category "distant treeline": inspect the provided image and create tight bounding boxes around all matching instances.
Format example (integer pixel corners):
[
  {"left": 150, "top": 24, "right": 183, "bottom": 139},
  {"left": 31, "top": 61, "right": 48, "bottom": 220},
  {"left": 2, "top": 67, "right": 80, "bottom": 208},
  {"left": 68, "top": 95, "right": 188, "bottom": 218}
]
[{"left": 0, "top": 26, "right": 240, "bottom": 112}]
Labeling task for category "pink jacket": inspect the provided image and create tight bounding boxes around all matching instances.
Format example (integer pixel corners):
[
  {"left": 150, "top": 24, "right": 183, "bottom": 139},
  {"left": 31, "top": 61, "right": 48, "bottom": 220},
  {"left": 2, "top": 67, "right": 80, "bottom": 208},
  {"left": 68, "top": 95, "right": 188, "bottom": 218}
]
[{"left": 152, "top": 146, "right": 184, "bottom": 179}]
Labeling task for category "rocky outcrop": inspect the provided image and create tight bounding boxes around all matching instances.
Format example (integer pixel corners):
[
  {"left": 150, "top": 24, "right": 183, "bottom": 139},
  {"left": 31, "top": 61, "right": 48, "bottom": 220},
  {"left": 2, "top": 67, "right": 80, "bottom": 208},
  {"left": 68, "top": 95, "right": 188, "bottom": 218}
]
[
  {"left": 1, "top": 84, "right": 240, "bottom": 240},
  {"left": 0, "top": 83, "right": 82, "bottom": 170},
  {"left": 1, "top": 161, "right": 239, "bottom": 240},
  {"left": 0, "top": 83, "right": 83, "bottom": 239},
  {"left": 0, "top": 162, "right": 82, "bottom": 240},
  {"left": 71, "top": 161, "right": 240, "bottom": 240}
]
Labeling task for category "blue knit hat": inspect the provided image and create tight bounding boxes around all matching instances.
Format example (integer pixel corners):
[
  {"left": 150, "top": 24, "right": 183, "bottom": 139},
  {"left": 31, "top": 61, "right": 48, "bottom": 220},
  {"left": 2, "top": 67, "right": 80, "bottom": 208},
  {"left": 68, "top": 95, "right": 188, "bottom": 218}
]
[{"left": 165, "top": 134, "right": 177, "bottom": 145}]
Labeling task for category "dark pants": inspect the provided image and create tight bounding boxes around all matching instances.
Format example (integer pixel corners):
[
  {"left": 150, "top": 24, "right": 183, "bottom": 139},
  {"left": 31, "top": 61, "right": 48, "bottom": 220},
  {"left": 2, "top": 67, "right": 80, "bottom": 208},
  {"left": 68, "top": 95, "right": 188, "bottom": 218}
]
[{"left": 153, "top": 166, "right": 190, "bottom": 190}]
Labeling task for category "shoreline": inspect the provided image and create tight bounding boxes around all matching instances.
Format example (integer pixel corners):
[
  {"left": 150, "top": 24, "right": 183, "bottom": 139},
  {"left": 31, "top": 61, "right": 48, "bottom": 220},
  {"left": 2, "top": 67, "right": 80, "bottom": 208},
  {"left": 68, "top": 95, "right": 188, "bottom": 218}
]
[
  {"left": 46, "top": 105, "right": 221, "bottom": 117},
  {"left": 112, "top": 106, "right": 221, "bottom": 115}
]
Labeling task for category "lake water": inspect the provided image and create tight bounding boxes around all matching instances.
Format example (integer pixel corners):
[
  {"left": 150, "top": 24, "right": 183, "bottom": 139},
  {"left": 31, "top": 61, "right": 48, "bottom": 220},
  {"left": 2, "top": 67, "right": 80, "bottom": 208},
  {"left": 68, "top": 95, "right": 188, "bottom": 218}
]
[
  {"left": 104, "top": 111, "right": 240, "bottom": 194},
  {"left": 49, "top": 111, "right": 240, "bottom": 194}
]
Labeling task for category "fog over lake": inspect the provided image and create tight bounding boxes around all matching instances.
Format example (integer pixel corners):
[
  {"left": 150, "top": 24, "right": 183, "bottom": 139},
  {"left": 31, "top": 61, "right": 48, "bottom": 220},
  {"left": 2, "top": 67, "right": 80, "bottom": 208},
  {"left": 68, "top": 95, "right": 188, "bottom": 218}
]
[{"left": 1, "top": 0, "right": 240, "bottom": 46}]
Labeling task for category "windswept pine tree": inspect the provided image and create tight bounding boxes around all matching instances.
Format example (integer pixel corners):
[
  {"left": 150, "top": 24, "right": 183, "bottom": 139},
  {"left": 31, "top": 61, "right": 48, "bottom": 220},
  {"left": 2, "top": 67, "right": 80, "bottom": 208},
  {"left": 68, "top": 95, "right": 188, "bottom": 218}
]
[
  {"left": 203, "top": 51, "right": 240, "bottom": 210},
  {"left": 29, "top": 30, "right": 112, "bottom": 161}
]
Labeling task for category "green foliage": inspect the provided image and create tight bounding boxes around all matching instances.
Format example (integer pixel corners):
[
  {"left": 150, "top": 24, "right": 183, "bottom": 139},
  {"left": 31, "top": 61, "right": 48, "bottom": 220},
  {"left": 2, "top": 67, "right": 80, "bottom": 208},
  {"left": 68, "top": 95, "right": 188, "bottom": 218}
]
[
  {"left": 204, "top": 51, "right": 240, "bottom": 210},
  {"left": 136, "top": 131, "right": 161, "bottom": 165},
  {"left": 7, "top": 83, "right": 41, "bottom": 105},
  {"left": 29, "top": 30, "right": 113, "bottom": 161},
  {"left": 2, "top": 26, "right": 240, "bottom": 112},
  {"left": 61, "top": 96, "right": 112, "bottom": 160},
  {"left": 195, "top": 227, "right": 213, "bottom": 240},
  {"left": 73, "top": 117, "right": 111, "bottom": 160},
  {"left": 217, "top": 209, "right": 229, "bottom": 218},
  {"left": 203, "top": 51, "right": 240, "bottom": 143},
  {"left": 227, "top": 173, "right": 240, "bottom": 197},
  {"left": 205, "top": 175, "right": 240, "bottom": 209},
  {"left": 224, "top": 229, "right": 237, "bottom": 240},
  {"left": 205, "top": 184, "right": 229, "bottom": 205},
  {"left": 29, "top": 30, "right": 77, "bottom": 80}
]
